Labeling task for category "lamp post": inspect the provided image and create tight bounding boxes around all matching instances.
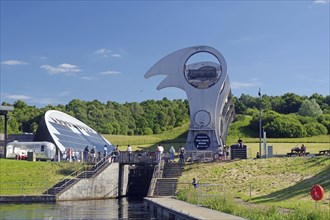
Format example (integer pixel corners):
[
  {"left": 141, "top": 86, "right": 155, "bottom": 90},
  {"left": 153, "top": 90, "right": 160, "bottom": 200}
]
[
  {"left": 258, "top": 88, "right": 262, "bottom": 157},
  {"left": 0, "top": 106, "right": 14, "bottom": 158}
]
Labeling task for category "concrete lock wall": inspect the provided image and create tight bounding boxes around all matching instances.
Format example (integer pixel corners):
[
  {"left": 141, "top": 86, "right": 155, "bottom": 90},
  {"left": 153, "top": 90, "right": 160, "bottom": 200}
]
[{"left": 57, "top": 163, "right": 129, "bottom": 201}]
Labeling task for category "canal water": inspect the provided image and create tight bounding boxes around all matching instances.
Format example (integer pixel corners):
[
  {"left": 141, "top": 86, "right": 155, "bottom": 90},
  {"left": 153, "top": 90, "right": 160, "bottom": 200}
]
[{"left": 0, "top": 197, "right": 155, "bottom": 219}]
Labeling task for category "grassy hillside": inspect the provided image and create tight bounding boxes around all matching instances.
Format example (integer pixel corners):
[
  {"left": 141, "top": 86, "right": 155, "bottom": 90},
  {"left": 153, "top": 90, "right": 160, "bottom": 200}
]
[
  {"left": 177, "top": 156, "right": 330, "bottom": 219},
  {"left": 103, "top": 118, "right": 329, "bottom": 151},
  {"left": 0, "top": 159, "right": 86, "bottom": 195}
]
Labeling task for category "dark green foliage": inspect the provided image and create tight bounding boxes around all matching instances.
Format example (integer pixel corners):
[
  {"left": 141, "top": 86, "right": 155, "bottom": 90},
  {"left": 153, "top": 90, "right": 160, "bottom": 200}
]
[
  {"left": 317, "top": 114, "right": 330, "bottom": 134},
  {"left": 1, "top": 98, "right": 190, "bottom": 136},
  {"left": 304, "top": 123, "right": 328, "bottom": 137},
  {"left": 1, "top": 92, "right": 329, "bottom": 138},
  {"left": 250, "top": 110, "right": 307, "bottom": 138}
]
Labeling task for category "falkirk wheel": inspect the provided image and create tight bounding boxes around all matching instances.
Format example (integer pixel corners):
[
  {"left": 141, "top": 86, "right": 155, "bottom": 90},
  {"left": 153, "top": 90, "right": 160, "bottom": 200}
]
[{"left": 145, "top": 46, "right": 235, "bottom": 152}]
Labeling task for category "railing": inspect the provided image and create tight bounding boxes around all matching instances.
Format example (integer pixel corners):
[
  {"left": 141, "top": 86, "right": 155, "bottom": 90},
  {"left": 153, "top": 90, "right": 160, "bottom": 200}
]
[
  {"left": 185, "top": 151, "right": 215, "bottom": 162},
  {"left": 118, "top": 151, "right": 158, "bottom": 164},
  {"left": 45, "top": 157, "right": 111, "bottom": 195},
  {"left": 176, "top": 182, "right": 226, "bottom": 205},
  {"left": 0, "top": 158, "right": 112, "bottom": 196},
  {"left": 147, "top": 160, "right": 164, "bottom": 197}
]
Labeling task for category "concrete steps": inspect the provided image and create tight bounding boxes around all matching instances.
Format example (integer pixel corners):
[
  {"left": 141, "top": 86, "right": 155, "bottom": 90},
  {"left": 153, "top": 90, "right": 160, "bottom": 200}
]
[
  {"left": 153, "top": 162, "right": 184, "bottom": 196},
  {"left": 154, "top": 178, "right": 178, "bottom": 196},
  {"left": 162, "top": 162, "right": 184, "bottom": 178}
]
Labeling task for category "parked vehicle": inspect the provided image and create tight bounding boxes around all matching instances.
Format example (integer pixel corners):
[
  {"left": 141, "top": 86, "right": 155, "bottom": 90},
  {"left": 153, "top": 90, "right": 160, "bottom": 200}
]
[{"left": 6, "top": 141, "right": 56, "bottom": 160}]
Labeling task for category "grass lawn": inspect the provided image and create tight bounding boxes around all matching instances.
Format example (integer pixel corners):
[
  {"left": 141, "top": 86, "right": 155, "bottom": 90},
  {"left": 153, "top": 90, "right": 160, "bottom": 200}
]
[
  {"left": 0, "top": 159, "right": 86, "bottom": 195},
  {"left": 177, "top": 156, "right": 330, "bottom": 219}
]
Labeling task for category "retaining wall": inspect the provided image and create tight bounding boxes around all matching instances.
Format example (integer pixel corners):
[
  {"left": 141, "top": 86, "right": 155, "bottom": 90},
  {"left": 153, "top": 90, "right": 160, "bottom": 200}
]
[{"left": 57, "top": 162, "right": 129, "bottom": 201}]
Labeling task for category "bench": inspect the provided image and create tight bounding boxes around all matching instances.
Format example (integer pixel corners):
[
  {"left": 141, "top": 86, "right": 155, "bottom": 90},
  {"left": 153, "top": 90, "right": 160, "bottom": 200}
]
[
  {"left": 287, "top": 152, "right": 310, "bottom": 157},
  {"left": 318, "top": 150, "right": 330, "bottom": 155}
]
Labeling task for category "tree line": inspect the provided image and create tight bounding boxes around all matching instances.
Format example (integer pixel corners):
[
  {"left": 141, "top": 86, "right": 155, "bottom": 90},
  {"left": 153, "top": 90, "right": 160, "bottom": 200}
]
[{"left": 1, "top": 93, "right": 329, "bottom": 138}]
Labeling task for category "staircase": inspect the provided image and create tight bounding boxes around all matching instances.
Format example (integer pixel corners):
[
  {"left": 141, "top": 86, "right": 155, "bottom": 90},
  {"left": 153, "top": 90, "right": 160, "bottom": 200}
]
[
  {"left": 153, "top": 162, "right": 184, "bottom": 197},
  {"left": 44, "top": 158, "right": 111, "bottom": 195}
]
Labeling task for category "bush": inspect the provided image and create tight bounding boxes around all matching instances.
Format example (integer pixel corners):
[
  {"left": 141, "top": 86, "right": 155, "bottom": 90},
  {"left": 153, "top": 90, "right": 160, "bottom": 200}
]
[
  {"left": 304, "top": 123, "right": 328, "bottom": 136},
  {"left": 317, "top": 114, "right": 330, "bottom": 134}
]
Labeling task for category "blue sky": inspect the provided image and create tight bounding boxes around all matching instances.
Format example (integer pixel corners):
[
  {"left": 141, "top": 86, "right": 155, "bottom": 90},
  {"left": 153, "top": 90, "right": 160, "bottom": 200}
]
[{"left": 1, "top": 0, "right": 329, "bottom": 107}]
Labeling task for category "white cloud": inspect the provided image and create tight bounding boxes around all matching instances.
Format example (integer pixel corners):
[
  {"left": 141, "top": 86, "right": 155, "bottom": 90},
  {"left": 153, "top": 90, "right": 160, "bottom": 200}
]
[
  {"left": 94, "top": 48, "right": 111, "bottom": 55},
  {"left": 112, "top": 54, "right": 122, "bottom": 58},
  {"left": 314, "top": 0, "right": 329, "bottom": 4},
  {"left": 40, "top": 63, "right": 82, "bottom": 74},
  {"left": 81, "top": 76, "right": 94, "bottom": 80},
  {"left": 1, "top": 60, "right": 28, "bottom": 65},
  {"left": 5, "top": 94, "right": 32, "bottom": 100},
  {"left": 231, "top": 81, "right": 260, "bottom": 89},
  {"left": 99, "top": 70, "right": 121, "bottom": 75},
  {"left": 94, "top": 48, "right": 123, "bottom": 58}
]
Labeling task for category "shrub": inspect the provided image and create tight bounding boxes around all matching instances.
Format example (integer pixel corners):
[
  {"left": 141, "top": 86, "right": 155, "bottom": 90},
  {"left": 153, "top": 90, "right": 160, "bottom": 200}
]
[{"left": 304, "top": 123, "right": 328, "bottom": 136}]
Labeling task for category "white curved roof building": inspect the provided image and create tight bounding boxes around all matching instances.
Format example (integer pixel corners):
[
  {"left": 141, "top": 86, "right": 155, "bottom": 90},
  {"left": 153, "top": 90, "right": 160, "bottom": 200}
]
[{"left": 34, "top": 110, "right": 114, "bottom": 154}]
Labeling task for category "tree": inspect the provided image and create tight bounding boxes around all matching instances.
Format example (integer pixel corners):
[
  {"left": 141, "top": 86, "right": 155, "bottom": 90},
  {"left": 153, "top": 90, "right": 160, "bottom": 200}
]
[{"left": 298, "top": 99, "right": 323, "bottom": 117}]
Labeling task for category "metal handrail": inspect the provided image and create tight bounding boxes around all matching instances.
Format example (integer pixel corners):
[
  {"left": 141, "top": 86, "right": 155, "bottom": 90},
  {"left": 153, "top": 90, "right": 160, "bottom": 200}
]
[
  {"left": 46, "top": 157, "right": 111, "bottom": 195},
  {"left": 147, "top": 159, "right": 164, "bottom": 197}
]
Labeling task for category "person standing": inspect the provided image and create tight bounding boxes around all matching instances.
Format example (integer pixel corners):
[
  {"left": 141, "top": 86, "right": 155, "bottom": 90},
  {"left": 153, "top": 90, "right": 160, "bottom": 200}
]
[
  {"left": 157, "top": 144, "right": 164, "bottom": 163},
  {"left": 127, "top": 145, "right": 132, "bottom": 162},
  {"left": 103, "top": 145, "right": 108, "bottom": 159},
  {"left": 179, "top": 146, "right": 185, "bottom": 163},
  {"left": 192, "top": 178, "right": 198, "bottom": 189},
  {"left": 83, "top": 146, "right": 89, "bottom": 163},
  {"left": 90, "top": 146, "right": 96, "bottom": 163},
  {"left": 169, "top": 146, "right": 176, "bottom": 162}
]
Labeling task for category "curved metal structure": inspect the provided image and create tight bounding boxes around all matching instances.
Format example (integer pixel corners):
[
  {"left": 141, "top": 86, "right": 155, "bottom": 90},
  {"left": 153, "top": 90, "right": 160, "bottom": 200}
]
[
  {"left": 34, "top": 110, "right": 114, "bottom": 157},
  {"left": 145, "top": 45, "right": 234, "bottom": 151}
]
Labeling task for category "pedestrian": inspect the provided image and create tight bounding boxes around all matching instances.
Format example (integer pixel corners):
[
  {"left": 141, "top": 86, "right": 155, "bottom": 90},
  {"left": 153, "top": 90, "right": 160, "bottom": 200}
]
[
  {"left": 83, "top": 146, "right": 89, "bottom": 162},
  {"left": 179, "top": 146, "right": 185, "bottom": 163},
  {"left": 238, "top": 138, "right": 243, "bottom": 148},
  {"left": 223, "top": 145, "right": 227, "bottom": 160},
  {"left": 127, "top": 145, "right": 132, "bottom": 162},
  {"left": 113, "top": 145, "right": 120, "bottom": 162},
  {"left": 157, "top": 144, "right": 164, "bottom": 163},
  {"left": 90, "top": 146, "right": 96, "bottom": 162},
  {"left": 169, "top": 146, "right": 176, "bottom": 162},
  {"left": 192, "top": 178, "right": 198, "bottom": 189},
  {"left": 103, "top": 145, "right": 108, "bottom": 158}
]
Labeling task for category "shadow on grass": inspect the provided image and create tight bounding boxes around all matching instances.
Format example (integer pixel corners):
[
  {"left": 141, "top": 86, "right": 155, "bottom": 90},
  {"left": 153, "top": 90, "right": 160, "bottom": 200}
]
[{"left": 251, "top": 165, "right": 330, "bottom": 203}]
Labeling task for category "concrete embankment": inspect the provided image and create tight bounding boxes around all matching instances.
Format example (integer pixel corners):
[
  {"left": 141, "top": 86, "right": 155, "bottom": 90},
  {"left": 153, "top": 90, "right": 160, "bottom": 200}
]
[
  {"left": 0, "top": 195, "right": 55, "bottom": 203},
  {"left": 144, "top": 197, "right": 246, "bottom": 220}
]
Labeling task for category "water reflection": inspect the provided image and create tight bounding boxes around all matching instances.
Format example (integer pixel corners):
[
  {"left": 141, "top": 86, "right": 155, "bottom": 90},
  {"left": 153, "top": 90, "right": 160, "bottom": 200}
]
[{"left": 0, "top": 198, "right": 154, "bottom": 220}]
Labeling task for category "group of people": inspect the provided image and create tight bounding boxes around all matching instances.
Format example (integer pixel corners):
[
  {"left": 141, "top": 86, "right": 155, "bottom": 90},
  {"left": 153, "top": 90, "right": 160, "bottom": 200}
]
[
  {"left": 168, "top": 145, "right": 186, "bottom": 163},
  {"left": 156, "top": 144, "right": 186, "bottom": 163},
  {"left": 291, "top": 144, "right": 307, "bottom": 156},
  {"left": 83, "top": 145, "right": 106, "bottom": 163},
  {"left": 217, "top": 144, "right": 229, "bottom": 160}
]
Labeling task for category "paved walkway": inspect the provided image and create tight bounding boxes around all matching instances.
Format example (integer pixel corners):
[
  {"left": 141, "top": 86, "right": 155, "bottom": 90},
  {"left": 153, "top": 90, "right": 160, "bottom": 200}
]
[{"left": 145, "top": 197, "right": 246, "bottom": 220}]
